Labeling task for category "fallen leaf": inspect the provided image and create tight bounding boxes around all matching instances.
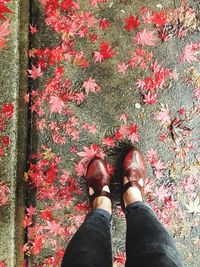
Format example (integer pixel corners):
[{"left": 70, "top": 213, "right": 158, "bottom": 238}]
[
  {"left": 133, "top": 29, "right": 159, "bottom": 46},
  {"left": 185, "top": 197, "right": 200, "bottom": 214}
]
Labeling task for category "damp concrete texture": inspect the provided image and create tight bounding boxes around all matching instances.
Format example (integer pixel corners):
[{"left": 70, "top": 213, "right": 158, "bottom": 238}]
[
  {"left": 0, "top": 0, "right": 29, "bottom": 266},
  {"left": 0, "top": 0, "right": 200, "bottom": 266},
  {"left": 28, "top": 0, "right": 200, "bottom": 266}
]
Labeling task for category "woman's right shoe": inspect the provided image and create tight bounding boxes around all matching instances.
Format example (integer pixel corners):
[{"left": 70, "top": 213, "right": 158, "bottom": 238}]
[{"left": 122, "top": 147, "right": 147, "bottom": 197}]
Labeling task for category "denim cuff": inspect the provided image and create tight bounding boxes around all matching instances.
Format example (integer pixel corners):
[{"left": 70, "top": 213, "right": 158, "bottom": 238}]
[
  {"left": 126, "top": 201, "right": 153, "bottom": 213},
  {"left": 91, "top": 208, "right": 112, "bottom": 223}
]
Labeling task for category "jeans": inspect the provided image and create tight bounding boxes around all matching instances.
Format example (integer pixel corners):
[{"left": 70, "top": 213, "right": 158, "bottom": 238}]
[{"left": 61, "top": 201, "right": 184, "bottom": 267}]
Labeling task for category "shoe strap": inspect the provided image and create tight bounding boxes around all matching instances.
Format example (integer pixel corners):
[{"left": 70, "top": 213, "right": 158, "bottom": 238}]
[
  {"left": 122, "top": 180, "right": 143, "bottom": 195},
  {"left": 123, "top": 181, "right": 132, "bottom": 194},
  {"left": 91, "top": 190, "right": 111, "bottom": 201}
]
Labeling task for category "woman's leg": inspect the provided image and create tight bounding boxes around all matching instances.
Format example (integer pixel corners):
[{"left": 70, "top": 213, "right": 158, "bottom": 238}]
[
  {"left": 122, "top": 148, "right": 184, "bottom": 267},
  {"left": 61, "top": 208, "right": 112, "bottom": 267},
  {"left": 62, "top": 157, "right": 113, "bottom": 267},
  {"left": 125, "top": 201, "right": 184, "bottom": 267}
]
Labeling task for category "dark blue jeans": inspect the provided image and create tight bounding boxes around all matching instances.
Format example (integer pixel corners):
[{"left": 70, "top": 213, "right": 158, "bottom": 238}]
[{"left": 61, "top": 201, "right": 184, "bottom": 267}]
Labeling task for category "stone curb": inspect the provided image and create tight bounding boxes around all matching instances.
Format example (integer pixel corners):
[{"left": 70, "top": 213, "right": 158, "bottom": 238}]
[{"left": 0, "top": 0, "right": 29, "bottom": 266}]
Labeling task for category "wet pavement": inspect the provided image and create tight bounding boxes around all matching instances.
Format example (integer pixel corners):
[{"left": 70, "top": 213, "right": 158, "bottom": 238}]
[
  {"left": 25, "top": 0, "right": 200, "bottom": 266},
  {"left": 1, "top": 0, "right": 199, "bottom": 266}
]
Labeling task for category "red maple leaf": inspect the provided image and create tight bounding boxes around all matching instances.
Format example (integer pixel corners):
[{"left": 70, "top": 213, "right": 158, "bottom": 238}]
[
  {"left": 0, "top": 20, "right": 11, "bottom": 49},
  {"left": 26, "top": 205, "right": 36, "bottom": 217},
  {"left": 129, "top": 48, "right": 153, "bottom": 69},
  {"left": 100, "top": 41, "right": 114, "bottom": 60},
  {"left": 77, "top": 144, "right": 105, "bottom": 164},
  {"left": 40, "top": 208, "right": 53, "bottom": 221},
  {"left": 82, "top": 123, "right": 97, "bottom": 134},
  {"left": 154, "top": 106, "right": 171, "bottom": 126},
  {"left": 100, "top": 18, "right": 110, "bottom": 30},
  {"left": 151, "top": 10, "right": 168, "bottom": 27},
  {"left": 147, "top": 149, "right": 166, "bottom": 179},
  {"left": 1, "top": 135, "right": 10, "bottom": 146},
  {"left": 0, "top": 147, "right": 5, "bottom": 157},
  {"left": 117, "top": 62, "right": 128, "bottom": 74},
  {"left": 45, "top": 220, "right": 65, "bottom": 235},
  {"left": 154, "top": 159, "right": 165, "bottom": 171},
  {"left": 74, "top": 161, "right": 85, "bottom": 177},
  {"left": 23, "top": 215, "right": 32, "bottom": 228},
  {"left": 128, "top": 123, "right": 139, "bottom": 144},
  {"left": 0, "top": 181, "right": 9, "bottom": 206},
  {"left": 60, "top": 0, "right": 75, "bottom": 11},
  {"left": 30, "top": 235, "right": 44, "bottom": 255},
  {"left": 73, "top": 214, "right": 85, "bottom": 226},
  {"left": 147, "top": 148, "right": 158, "bottom": 165},
  {"left": 72, "top": 92, "right": 86, "bottom": 105},
  {"left": 28, "top": 64, "right": 43, "bottom": 79},
  {"left": 93, "top": 51, "right": 104, "bottom": 63},
  {"left": 45, "top": 168, "right": 57, "bottom": 183},
  {"left": 1, "top": 103, "right": 14, "bottom": 118},
  {"left": 115, "top": 124, "right": 130, "bottom": 141},
  {"left": 74, "top": 201, "right": 90, "bottom": 212},
  {"left": 29, "top": 24, "right": 38, "bottom": 34},
  {"left": 154, "top": 185, "right": 170, "bottom": 201},
  {"left": 119, "top": 113, "right": 128, "bottom": 123},
  {"left": 90, "top": 33, "right": 98, "bottom": 42},
  {"left": 0, "top": 1, "right": 13, "bottom": 20},
  {"left": 133, "top": 29, "right": 159, "bottom": 46},
  {"left": 179, "top": 43, "right": 199, "bottom": 63},
  {"left": 49, "top": 96, "right": 65, "bottom": 114},
  {"left": 143, "top": 91, "right": 157, "bottom": 105},
  {"left": 102, "top": 137, "right": 115, "bottom": 147},
  {"left": 164, "top": 196, "right": 177, "bottom": 209},
  {"left": 23, "top": 93, "right": 30, "bottom": 104},
  {"left": 82, "top": 77, "right": 101, "bottom": 95},
  {"left": 124, "top": 14, "right": 140, "bottom": 31},
  {"left": 83, "top": 12, "right": 98, "bottom": 28}
]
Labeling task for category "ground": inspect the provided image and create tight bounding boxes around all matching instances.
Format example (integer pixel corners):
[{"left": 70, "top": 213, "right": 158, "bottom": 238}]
[{"left": 0, "top": 0, "right": 200, "bottom": 266}]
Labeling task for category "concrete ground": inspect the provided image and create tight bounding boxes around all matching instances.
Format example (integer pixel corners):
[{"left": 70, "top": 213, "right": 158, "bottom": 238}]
[
  {"left": 26, "top": 0, "right": 200, "bottom": 266},
  {"left": 0, "top": 0, "right": 200, "bottom": 266},
  {"left": 0, "top": 0, "right": 29, "bottom": 266}
]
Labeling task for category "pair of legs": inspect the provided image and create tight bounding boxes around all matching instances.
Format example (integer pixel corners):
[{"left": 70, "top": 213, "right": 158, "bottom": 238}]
[{"left": 61, "top": 149, "right": 184, "bottom": 267}]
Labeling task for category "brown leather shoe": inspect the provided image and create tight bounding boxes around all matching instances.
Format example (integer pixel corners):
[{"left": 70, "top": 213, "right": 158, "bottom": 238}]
[
  {"left": 86, "top": 157, "right": 111, "bottom": 202},
  {"left": 122, "top": 148, "right": 147, "bottom": 197}
]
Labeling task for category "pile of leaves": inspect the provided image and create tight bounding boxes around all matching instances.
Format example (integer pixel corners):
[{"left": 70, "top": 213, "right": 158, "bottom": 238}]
[{"left": 23, "top": 146, "right": 89, "bottom": 264}]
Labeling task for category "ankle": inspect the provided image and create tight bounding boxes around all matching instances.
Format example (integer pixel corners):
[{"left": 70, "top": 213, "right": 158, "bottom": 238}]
[
  {"left": 123, "top": 187, "right": 143, "bottom": 207},
  {"left": 93, "top": 196, "right": 112, "bottom": 214},
  {"left": 123, "top": 176, "right": 143, "bottom": 207}
]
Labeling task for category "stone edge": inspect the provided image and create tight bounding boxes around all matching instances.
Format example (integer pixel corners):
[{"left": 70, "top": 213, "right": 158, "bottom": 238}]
[{"left": 14, "top": 0, "right": 29, "bottom": 266}]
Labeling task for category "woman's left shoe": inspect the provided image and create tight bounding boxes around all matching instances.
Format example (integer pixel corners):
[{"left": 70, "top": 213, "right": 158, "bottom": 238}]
[{"left": 86, "top": 157, "right": 111, "bottom": 202}]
